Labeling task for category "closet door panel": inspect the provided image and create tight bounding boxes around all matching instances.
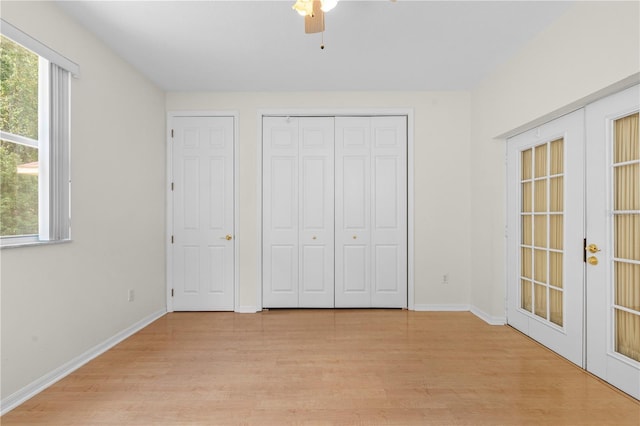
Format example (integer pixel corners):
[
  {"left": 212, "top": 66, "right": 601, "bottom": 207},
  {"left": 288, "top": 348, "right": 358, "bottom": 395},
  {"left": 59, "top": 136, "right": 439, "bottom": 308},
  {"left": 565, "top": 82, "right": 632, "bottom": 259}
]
[
  {"left": 339, "top": 244, "right": 370, "bottom": 308},
  {"left": 301, "top": 244, "right": 328, "bottom": 304},
  {"left": 271, "top": 157, "right": 297, "bottom": 230},
  {"left": 263, "top": 117, "right": 299, "bottom": 307},
  {"left": 299, "top": 118, "right": 334, "bottom": 307},
  {"left": 270, "top": 245, "right": 296, "bottom": 293},
  {"left": 335, "top": 118, "right": 372, "bottom": 307},
  {"left": 374, "top": 157, "right": 399, "bottom": 228},
  {"left": 375, "top": 245, "right": 400, "bottom": 292},
  {"left": 343, "top": 157, "right": 368, "bottom": 228},
  {"left": 371, "top": 116, "right": 407, "bottom": 307}
]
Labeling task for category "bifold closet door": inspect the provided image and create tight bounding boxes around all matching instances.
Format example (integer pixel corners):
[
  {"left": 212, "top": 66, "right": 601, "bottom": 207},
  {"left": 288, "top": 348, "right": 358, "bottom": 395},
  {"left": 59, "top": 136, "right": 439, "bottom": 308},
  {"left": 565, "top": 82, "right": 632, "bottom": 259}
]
[
  {"left": 262, "top": 117, "right": 334, "bottom": 308},
  {"left": 335, "top": 116, "right": 408, "bottom": 308}
]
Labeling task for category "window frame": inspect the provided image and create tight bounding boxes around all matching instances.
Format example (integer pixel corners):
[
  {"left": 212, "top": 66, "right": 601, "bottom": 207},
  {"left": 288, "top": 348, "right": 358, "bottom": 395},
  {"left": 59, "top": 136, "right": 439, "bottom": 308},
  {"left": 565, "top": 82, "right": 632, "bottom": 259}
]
[
  {"left": 1, "top": 19, "right": 79, "bottom": 248},
  {"left": 0, "top": 55, "right": 48, "bottom": 244}
]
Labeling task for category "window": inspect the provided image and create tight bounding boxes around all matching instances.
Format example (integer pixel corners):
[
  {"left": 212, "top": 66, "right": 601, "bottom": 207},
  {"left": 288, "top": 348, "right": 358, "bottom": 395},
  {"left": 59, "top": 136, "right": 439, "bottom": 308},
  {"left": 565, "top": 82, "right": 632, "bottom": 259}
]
[
  {"left": 0, "top": 20, "right": 78, "bottom": 247},
  {"left": 1, "top": 35, "right": 45, "bottom": 240}
]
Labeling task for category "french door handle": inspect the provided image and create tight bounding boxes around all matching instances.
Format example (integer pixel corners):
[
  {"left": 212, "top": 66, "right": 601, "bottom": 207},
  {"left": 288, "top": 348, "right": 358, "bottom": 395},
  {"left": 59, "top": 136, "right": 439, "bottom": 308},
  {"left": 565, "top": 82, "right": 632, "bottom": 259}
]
[{"left": 586, "top": 243, "right": 601, "bottom": 253}]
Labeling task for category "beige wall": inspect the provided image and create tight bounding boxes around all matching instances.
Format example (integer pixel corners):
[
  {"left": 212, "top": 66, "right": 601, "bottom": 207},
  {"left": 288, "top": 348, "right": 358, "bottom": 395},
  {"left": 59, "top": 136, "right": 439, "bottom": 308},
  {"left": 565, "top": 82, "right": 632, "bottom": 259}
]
[
  {"left": 166, "top": 92, "right": 473, "bottom": 310},
  {"left": 469, "top": 1, "right": 640, "bottom": 318},
  {"left": 0, "top": 2, "right": 166, "bottom": 399}
]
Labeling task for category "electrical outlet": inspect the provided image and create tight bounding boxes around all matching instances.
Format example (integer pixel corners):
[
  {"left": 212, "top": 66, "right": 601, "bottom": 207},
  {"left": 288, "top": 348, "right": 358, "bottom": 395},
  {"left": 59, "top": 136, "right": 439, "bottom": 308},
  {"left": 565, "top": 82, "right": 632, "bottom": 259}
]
[
  {"left": 442, "top": 274, "right": 449, "bottom": 284},
  {"left": 128, "top": 289, "right": 135, "bottom": 302}
]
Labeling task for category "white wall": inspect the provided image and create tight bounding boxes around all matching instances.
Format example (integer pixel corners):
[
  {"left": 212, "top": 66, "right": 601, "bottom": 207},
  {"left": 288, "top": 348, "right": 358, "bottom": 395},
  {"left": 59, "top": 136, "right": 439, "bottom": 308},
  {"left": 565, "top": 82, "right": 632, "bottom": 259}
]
[
  {"left": 0, "top": 1, "right": 166, "bottom": 400},
  {"left": 469, "top": 1, "right": 640, "bottom": 318},
  {"left": 166, "top": 92, "right": 473, "bottom": 311}
]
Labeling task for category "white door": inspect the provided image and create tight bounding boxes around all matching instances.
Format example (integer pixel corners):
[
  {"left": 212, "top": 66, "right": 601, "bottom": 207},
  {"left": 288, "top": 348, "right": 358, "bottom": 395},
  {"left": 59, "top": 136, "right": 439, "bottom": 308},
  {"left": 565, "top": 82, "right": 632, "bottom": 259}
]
[
  {"left": 262, "top": 117, "right": 298, "bottom": 308},
  {"left": 172, "top": 116, "right": 235, "bottom": 311},
  {"left": 585, "top": 85, "right": 640, "bottom": 399},
  {"left": 335, "top": 117, "right": 372, "bottom": 307},
  {"left": 506, "top": 110, "right": 585, "bottom": 367},
  {"left": 298, "top": 118, "right": 335, "bottom": 307},
  {"left": 262, "top": 116, "right": 334, "bottom": 308},
  {"left": 335, "top": 116, "right": 408, "bottom": 308}
]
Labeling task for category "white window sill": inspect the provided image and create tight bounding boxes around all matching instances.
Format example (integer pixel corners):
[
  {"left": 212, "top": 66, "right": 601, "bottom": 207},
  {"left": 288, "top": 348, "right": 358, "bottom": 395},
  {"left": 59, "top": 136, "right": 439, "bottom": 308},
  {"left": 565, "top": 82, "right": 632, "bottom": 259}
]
[{"left": 0, "top": 238, "right": 72, "bottom": 249}]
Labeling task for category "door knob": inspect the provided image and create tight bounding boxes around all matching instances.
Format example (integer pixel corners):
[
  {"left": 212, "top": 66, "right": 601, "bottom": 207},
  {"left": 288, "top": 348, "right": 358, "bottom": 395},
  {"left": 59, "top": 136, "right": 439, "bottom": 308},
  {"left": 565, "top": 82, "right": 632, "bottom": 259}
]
[
  {"left": 587, "top": 256, "right": 598, "bottom": 266},
  {"left": 224, "top": 234, "right": 232, "bottom": 241},
  {"left": 587, "top": 243, "right": 601, "bottom": 253}
]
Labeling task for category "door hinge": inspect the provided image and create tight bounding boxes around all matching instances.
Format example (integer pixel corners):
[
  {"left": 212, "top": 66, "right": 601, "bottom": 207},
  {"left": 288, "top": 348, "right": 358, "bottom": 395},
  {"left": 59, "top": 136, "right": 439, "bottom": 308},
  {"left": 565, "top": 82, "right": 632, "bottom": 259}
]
[
  {"left": 171, "top": 288, "right": 174, "bottom": 297},
  {"left": 171, "top": 235, "right": 174, "bottom": 244},
  {"left": 171, "top": 182, "right": 174, "bottom": 191},
  {"left": 171, "top": 129, "right": 174, "bottom": 138}
]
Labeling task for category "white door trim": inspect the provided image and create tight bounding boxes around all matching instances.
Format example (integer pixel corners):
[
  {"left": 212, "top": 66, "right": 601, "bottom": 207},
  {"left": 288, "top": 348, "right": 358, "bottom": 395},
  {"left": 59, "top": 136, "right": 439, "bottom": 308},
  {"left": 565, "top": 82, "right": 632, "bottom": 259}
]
[
  {"left": 166, "top": 111, "right": 240, "bottom": 312},
  {"left": 256, "top": 108, "right": 415, "bottom": 311}
]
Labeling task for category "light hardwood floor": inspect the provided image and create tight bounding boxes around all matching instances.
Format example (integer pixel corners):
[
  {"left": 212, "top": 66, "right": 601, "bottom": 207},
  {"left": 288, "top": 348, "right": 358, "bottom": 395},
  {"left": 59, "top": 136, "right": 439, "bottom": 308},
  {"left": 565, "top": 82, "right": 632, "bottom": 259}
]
[{"left": 3, "top": 310, "right": 639, "bottom": 425}]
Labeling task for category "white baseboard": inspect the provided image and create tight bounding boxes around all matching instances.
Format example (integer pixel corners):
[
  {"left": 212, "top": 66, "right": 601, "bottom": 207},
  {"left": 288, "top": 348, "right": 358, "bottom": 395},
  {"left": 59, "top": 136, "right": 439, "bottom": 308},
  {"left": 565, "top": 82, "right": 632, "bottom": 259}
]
[
  {"left": 412, "top": 304, "right": 470, "bottom": 312},
  {"left": 235, "top": 306, "right": 260, "bottom": 313},
  {"left": 412, "top": 304, "right": 506, "bottom": 326},
  {"left": 470, "top": 305, "right": 506, "bottom": 325},
  {"left": 0, "top": 308, "right": 166, "bottom": 415}
]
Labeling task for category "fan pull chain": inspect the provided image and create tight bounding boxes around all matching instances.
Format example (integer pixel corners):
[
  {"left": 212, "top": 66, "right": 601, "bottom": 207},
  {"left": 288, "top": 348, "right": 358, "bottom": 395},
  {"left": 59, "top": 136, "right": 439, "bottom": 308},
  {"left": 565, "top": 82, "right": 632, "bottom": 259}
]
[{"left": 320, "top": 31, "right": 325, "bottom": 50}]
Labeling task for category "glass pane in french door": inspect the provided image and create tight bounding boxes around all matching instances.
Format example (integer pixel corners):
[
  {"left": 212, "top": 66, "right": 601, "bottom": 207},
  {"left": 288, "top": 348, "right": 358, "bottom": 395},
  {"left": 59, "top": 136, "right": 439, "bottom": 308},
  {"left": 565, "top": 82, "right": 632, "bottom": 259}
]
[
  {"left": 521, "top": 138, "right": 564, "bottom": 327},
  {"left": 612, "top": 112, "right": 640, "bottom": 362}
]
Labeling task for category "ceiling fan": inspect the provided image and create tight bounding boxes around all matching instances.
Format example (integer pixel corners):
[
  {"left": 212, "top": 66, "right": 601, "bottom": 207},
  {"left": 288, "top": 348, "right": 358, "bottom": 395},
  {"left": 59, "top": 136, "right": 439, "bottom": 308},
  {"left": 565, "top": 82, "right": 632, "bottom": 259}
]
[
  {"left": 292, "top": 0, "right": 338, "bottom": 35},
  {"left": 292, "top": 0, "right": 396, "bottom": 47},
  {"left": 293, "top": 0, "right": 396, "bottom": 49}
]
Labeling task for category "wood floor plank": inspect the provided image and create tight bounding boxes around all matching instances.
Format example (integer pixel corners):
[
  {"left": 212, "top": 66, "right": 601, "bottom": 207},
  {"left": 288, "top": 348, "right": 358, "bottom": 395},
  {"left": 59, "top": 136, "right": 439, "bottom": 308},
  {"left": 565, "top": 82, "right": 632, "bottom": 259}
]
[{"left": 2, "top": 310, "right": 639, "bottom": 425}]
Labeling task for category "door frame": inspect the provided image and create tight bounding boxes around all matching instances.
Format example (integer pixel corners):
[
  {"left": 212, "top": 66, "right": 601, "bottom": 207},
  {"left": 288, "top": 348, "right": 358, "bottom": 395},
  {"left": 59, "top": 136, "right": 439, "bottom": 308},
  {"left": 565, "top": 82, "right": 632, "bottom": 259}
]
[
  {"left": 166, "top": 111, "right": 240, "bottom": 312},
  {"left": 256, "top": 108, "right": 415, "bottom": 310}
]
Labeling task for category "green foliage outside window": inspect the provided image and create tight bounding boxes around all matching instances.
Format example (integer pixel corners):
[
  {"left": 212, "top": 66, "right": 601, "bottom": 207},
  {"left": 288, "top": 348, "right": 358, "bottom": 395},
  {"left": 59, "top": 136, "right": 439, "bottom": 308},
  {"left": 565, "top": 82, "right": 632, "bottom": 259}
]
[
  {"left": 0, "top": 35, "right": 40, "bottom": 237},
  {"left": 0, "top": 140, "right": 38, "bottom": 235}
]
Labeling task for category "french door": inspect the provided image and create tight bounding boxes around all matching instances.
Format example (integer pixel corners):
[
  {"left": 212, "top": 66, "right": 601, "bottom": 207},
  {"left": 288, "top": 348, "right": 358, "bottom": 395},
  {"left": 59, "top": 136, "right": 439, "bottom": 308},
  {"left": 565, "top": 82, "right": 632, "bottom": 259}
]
[
  {"left": 171, "top": 116, "right": 235, "bottom": 311},
  {"left": 507, "top": 110, "right": 585, "bottom": 367},
  {"left": 508, "top": 85, "right": 640, "bottom": 398},
  {"left": 585, "top": 86, "right": 639, "bottom": 399}
]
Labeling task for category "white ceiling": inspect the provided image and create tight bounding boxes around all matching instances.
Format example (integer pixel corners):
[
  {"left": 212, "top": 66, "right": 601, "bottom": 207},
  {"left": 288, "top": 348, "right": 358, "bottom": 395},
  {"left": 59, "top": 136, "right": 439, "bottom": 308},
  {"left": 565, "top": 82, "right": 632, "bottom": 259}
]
[{"left": 55, "top": 0, "right": 573, "bottom": 92}]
